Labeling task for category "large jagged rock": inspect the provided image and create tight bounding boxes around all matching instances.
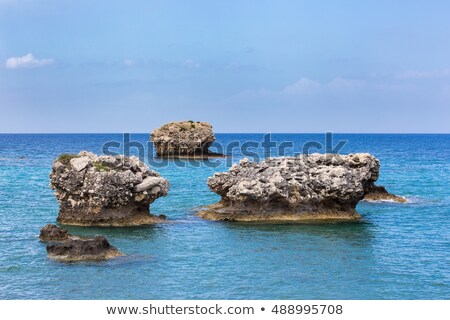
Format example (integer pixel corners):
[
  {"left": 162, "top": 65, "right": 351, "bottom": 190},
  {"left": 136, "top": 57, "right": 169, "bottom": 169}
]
[
  {"left": 199, "top": 153, "right": 380, "bottom": 221},
  {"left": 150, "top": 121, "right": 224, "bottom": 158},
  {"left": 39, "top": 224, "right": 69, "bottom": 242},
  {"left": 50, "top": 151, "right": 169, "bottom": 226},
  {"left": 46, "top": 236, "right": 124, "bottom": 261},
  {"left": 364, "top": 184, "right": 406, "bottom": 202}
]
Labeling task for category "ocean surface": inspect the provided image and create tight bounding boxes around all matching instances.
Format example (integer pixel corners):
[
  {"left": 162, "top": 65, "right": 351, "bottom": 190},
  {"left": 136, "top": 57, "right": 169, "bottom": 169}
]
[{"left": 0, "top": 133, "right": 449, "bottom": 300}]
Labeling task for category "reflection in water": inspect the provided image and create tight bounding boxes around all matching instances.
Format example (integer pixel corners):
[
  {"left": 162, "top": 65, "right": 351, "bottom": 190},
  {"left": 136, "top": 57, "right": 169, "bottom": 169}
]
[
  {"left": 62, "top": 224, "right": 165, "bottom": 241},
  {"left": 223, "top": 220, "right": 375, "bottom": 246}
]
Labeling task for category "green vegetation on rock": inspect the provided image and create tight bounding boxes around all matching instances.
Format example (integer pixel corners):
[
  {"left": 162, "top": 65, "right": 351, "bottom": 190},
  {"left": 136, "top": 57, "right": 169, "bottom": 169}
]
[
  {"left": 93, "top": 161, "right": 111, "bottom": 172},
  {"left": 57, "top": 154, "right": 79, "bottom": 165}
]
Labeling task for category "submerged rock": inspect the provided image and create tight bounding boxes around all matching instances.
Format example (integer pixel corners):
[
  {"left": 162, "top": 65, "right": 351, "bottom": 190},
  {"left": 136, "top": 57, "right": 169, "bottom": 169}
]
[
  {"left": 50, "top": 151, "right": 169, "bottom": 226},
  {"left": 150, "top": 121, "right": 224, "bottom": 158},
  {"left": 39, "top": 224, "right": 69, "bottom": 242},
  {"left": 46, "top": 236, "right": 124, "bottom": 261},
  {"left": 199, "top": 153, "right": 380, "bottom": 221},
  {"left": 364, "top": 184, "right": 406, "bottom": 202}
]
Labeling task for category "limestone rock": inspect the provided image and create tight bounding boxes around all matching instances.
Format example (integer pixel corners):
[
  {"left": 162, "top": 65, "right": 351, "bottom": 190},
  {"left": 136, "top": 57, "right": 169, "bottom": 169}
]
[
  {"left": 50, "top": 151, "right": 169, "bottom": 226},
  {"left": 150, "top": 121, "right": 224, "bottom": 158},
  {"left": 39, "top": 224, "right": 69, "bottom": 242},
  {"left": 199, "top": 153, "right": 380, "bottom": 221},
  {"left": 70, "top": 156, "right": 91, "bottom": 172},
  {"left": 364, "top": 184, "right": 406, "bottom": 202},
  {"left": 134, "top": 176, "right": 167, "bottom": 193},
  {"left": 46, "top": 236, "right": 124, "bottom": 261}
]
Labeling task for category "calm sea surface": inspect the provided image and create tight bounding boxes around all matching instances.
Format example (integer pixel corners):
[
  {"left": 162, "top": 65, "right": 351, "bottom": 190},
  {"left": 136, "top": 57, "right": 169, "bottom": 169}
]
[{"left": 0, "top": 133, "right": 449, "bottom": 299}]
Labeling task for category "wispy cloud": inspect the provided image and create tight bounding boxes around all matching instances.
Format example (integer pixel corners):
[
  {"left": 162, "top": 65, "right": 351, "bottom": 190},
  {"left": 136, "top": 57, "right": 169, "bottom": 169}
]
[
  {"left": 282, "top": 77, "right": 366, "bottom": 95},
  {"left": 225, "top": 62, "right": 261, "bottom": 72},
  {"left": 328, "top": 77, "right": 366, "bottom": 90},
  {"left": 123, "top": 59, "right": 136, "bottom": 67},
  {"left": 5, "top": 53, "right": 54, "bottom": 69},
  {"left": 395, "top": 69, "right": 450, "bottom": 79},
  {"left": 183, "top": 59, "right": 200, "bottom": 69},
  {"left": 283, "top": 78, "right": 321, "bottom": 94}
]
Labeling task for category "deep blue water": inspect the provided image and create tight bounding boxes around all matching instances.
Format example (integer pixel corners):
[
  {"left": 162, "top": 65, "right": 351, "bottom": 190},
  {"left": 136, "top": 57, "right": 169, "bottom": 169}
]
[{"left": 0, "top": 133, "right": 449, "bottom": 299}]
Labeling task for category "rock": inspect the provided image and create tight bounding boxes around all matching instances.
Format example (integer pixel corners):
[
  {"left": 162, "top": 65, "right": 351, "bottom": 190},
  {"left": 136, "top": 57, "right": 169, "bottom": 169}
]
[
  {"left": 150, "top": 120, "right": 224, "bottom": 158},
  {"left": 46, "top": 236, "right": 124, "bottom": 261},
  {"left": 364, "top": 184, "right": 406, "bottom": 202},
  {"left": 199, "top": 153, "right": 380, "bottom": 221},
  {"left": 134, "top": 176, "right": 167, "bottom": 193},
  {"left": 70, "top": 156, "right": 91, "bottom": 172},
  {"left": 39, "top": 224, "right": 69, "bottom": 242},
  {"left": 50, "top": 151, "right": 170, "bottom": 226}
]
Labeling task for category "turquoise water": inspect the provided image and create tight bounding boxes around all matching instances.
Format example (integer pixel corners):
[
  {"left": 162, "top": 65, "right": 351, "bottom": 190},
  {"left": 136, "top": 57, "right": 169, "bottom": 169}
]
[{"left": 0, "top": 133, "right": 449, "bottom": 299}]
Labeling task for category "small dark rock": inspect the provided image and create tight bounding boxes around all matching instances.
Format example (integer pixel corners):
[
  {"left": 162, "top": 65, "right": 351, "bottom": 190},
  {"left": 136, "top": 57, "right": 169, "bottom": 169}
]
[
  {"left": 364, "top": 184, "right": 406, "bottom": 203},
  {"left": 46, "top": 236, "right": 124, "bottom": 262},
  {"left": 39, "top": 224, "right": 69, "bottom": 242}
]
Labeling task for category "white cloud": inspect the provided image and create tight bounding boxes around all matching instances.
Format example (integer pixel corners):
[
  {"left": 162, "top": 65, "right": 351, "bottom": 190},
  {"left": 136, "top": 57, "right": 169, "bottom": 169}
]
[
  {"left": 282, "top": 77, "right": 365, "bottom": 95},
  {"left": 328, "top": 77, "right": 366, "bottom": 90},
  {"left": 231, "top": 76, "right": 368, "bottom": 104},
  {"left": 123, "top": 59, "right": 136, "bottom": 66},
  {"left": 5, "top": 53, "right": 54, "bottom": 69},
  {"left": 395, "top": 69, "right": 450, "bottom": 79},
  {"left": 283, "top": 78, "right": 321, "bottom": 94},
  {"left": 183, "top": 59, "right": 200, "bottom": 69},
  {"left": 225, "top": 62, "right": 260, "bottom": 72}
]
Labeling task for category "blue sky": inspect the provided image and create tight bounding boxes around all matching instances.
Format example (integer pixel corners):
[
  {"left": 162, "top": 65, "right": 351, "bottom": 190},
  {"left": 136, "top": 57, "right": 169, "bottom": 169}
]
[{"left": 0, "top": 0, "right": 449, "bottom": 133}]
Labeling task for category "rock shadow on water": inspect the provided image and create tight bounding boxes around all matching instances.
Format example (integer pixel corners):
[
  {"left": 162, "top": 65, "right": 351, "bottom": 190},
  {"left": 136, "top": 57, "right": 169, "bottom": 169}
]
[
  {"left": 61, "top": 223, "right": 166, "bottom": 241},
  {"left": 0, "top": 265, "right": 22, "bottom": 273},
  {"left": 213, "top": 218, "right": 376, "bottom": 247},
  {"left": 46, "top": 253, "right": 155, "bottom": 267}
]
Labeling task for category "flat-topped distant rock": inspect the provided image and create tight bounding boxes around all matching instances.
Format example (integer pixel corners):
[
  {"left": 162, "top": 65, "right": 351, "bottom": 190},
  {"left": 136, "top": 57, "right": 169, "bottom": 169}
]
[
  {"left": 198, "top": 153, "right": 381, "bottom": 221},
  {"left": 50, "top": 151, "right": 169, "bottom": 226},
  {"left": 46, "top": 236, "right": 124, "bottom": 262},
  {"left": 364, "top": 184, "right": 406, "bottom": 203},
  {"left": 150, "top": 121, "right": 224, "bottom": 158}
]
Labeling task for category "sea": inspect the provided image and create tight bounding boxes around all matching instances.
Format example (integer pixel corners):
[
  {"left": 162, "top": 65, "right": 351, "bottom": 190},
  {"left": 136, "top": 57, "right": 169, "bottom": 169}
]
[{"left": 0, "top": 133, "right": 449, "bottom": 299}]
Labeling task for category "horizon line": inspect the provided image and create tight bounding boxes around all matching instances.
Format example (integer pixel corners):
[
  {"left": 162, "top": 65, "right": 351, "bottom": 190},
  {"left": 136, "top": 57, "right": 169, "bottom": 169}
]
[{"left": 0, "top": 132, "right": 449, "bottom": 135}]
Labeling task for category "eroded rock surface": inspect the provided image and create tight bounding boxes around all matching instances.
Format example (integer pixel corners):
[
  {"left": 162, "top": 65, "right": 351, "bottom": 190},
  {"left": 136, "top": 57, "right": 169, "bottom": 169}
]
[
  {"left": 50, "top": 151, "right": 169, "bottom": 226},
  {"left": 364, "top": 184, "right": 406, "bottom": 202},
  {"left": 199, "top": 153, "right": 380, "bottom": 221},
  {"left": 39, "top": 224, "right": 69, "bottom": 242},
  {"left": 150, "top": 121, "right": 223, "bottom": 158},
  {"left": 46, "top": 236, "right": 124, "bottom": 261}
]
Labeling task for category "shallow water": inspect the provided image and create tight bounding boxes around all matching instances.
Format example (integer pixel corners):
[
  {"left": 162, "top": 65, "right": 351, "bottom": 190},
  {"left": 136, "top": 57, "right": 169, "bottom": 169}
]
[{"left": 0, "top": 133, "right": 449, "bottom": 299}]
